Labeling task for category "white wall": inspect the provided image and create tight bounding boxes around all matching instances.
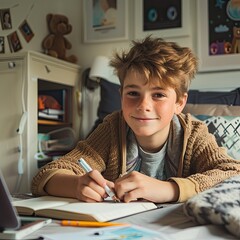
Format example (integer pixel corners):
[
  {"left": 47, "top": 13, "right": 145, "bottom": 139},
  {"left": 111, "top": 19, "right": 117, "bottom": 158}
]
[{"left": 0, "top": 0, "right": 239, "bottom": 143}]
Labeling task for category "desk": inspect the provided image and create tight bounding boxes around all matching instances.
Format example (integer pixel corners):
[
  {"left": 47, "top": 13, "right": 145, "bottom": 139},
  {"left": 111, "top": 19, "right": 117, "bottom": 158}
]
[{"left": 26, "top": 204, "right": 236, "bottom": 240}]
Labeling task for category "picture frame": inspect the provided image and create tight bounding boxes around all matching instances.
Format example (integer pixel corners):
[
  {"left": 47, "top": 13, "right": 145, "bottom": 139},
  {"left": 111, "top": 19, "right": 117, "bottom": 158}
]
[
  {"left": 0, "top": 9, "right": 12, "bottom": 30},
  {"left": 197, "top": 0, "right": 240, "bottom": 72},
  {"left": 134, "top": 0, "right": 190, "bottom": 40},
  {"left": 0, "top": 37, "right": 5, "bottom": 53},
  {"left": 83, "top": 0, "right": 128, "bottom": 43},
  {"left": 19, "top": 20, "right": 34, "bottom": 43},
  {"left": 7, "top": 31, "right": 22, "bottom": 53}
]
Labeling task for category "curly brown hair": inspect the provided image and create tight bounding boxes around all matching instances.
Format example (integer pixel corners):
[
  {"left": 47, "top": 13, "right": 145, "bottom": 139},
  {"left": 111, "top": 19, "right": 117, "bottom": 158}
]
[{"left": 110, "top": 36, "right": 198, "bottom": 101}]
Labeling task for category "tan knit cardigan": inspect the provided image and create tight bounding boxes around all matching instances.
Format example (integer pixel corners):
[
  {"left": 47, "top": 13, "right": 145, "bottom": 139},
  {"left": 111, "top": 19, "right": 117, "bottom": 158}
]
[{"left": 32, "top": 111, "right": 240, "bottom": 202}]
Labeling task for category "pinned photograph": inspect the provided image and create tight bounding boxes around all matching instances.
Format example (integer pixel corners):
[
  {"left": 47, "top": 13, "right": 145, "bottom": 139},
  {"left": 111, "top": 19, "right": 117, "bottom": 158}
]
[
  {"left": 0, "top": 9, "right": 12, "bottom": 30},
  {"left": 0, "top": 37, "right": 5, "bottom": 53},
  {"left": 7, "top": 31, "right": 22, "bottom": 52},
  {"left": 19, "top": 20, "right": 34, "bottom": 42}
]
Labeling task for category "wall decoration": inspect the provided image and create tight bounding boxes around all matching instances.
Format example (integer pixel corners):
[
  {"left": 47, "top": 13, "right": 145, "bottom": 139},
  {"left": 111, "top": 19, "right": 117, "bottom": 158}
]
[
  {"left": 19, "top": 20, "right": 34, "bottom": 42},
  {"left": 83, "top": 0, "right": 128, "bottom": 43},
  {"left": 0, "top": 37, "right": 5, "bottom": 53},
  {"left": 134, "top": 0, "right": 190, "bottom": 39},
  {"left": 0, "top": 0, "right": 37, "bottom": 53},
  {"left": 0, "top": 9, "right": 12, "bottom": 30},
  {"left": 197, "top": 0, "right": 240, "bottom": 72},
  {"left": 7, "top": 31, "right": 22, "bottom": 52}
]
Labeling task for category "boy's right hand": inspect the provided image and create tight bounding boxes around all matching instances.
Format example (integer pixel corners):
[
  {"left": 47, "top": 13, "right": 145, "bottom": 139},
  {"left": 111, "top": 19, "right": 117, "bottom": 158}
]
[{"left": 75, "top": 170, "right": 115, "bottom": 202}]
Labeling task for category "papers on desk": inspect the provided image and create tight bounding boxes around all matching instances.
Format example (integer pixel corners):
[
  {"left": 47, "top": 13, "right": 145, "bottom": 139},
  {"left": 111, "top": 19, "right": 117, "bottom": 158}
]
[{"left": 41, "top": 224, "right": 171, "bottom": 240}]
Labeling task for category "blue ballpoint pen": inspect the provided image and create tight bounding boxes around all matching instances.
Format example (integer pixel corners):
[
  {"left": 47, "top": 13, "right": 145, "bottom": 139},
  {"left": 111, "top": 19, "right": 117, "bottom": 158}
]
[{"left": 78, "top": 158, "right": 120, "bottom": 203}]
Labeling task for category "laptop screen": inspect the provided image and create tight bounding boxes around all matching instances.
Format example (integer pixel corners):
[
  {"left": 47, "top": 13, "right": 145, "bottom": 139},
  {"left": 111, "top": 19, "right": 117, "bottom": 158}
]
[{"left": 0, "top": 171, "right": 20, "bottom": 230}]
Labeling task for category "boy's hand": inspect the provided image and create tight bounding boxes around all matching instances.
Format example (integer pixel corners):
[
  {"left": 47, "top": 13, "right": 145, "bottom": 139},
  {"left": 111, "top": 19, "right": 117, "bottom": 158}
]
[
  {"left": 114, "top": 171, "right": 179, "bottom": 203},
  {"left": 75, "top": 170, "right": 115, "bottom": 202}
]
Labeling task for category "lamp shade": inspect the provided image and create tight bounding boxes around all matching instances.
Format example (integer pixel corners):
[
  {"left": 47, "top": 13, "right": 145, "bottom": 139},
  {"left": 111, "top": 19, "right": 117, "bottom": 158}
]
[{"left": 89, "top": 56, "right": 119, "bottom": 85}]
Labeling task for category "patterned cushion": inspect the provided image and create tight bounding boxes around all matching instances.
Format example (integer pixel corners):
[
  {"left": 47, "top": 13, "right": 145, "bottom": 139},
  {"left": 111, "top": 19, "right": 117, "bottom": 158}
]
[
  {"left": 194, "top": 115, "right": 240, "bottom": 159},
  {"left": 183, "top": 175, "right": 240, "bottom": 238}
]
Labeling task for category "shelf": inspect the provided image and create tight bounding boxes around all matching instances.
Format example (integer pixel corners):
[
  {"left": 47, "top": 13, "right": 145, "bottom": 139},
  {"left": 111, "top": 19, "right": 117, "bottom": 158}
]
[
  {"left": 38, "top": 119, "right": 71, "bottom": 126},
  {"left": 0, "top": 51, "right": 81, "bottom": 193}
]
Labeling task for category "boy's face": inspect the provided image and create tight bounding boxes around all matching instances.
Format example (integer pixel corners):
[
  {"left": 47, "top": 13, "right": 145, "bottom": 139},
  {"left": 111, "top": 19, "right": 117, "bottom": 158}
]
[{"left": 121, "top": 70, "right": 186, "bottom": 147}]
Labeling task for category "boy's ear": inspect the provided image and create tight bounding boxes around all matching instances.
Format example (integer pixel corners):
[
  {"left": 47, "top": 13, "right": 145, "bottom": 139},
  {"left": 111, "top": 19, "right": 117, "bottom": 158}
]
[{"left": 175, "top": 93, "right": 188, "bottom": 114}]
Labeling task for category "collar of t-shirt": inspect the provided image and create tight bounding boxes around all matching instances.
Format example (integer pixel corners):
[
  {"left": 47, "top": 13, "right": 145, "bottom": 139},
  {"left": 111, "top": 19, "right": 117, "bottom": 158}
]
[{"left": 126, "top": 114, "right": 183, "bottom": 180}]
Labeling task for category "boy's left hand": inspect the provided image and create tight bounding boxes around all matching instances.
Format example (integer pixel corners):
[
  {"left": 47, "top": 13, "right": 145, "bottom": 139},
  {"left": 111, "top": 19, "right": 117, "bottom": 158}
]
[{"left": 114, "top": 171, "right": 179, "bottom": 203}]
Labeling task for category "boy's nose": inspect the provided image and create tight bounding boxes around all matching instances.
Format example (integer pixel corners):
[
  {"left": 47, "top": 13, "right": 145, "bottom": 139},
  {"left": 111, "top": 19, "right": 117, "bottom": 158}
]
[{"left": 137, "top": 96, "right": 151, "bottom": 111}]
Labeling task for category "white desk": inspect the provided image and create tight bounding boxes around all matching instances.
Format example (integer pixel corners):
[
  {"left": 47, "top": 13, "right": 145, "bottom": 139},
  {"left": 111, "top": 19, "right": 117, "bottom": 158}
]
[{"left": 27, "top": 203, "right": 236, "bottom": 240}]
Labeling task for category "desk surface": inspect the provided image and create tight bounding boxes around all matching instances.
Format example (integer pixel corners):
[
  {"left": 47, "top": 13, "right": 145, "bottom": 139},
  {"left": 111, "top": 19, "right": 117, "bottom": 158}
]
[{"left": 27, "top": 203, "right": 236, "bottom": 240}]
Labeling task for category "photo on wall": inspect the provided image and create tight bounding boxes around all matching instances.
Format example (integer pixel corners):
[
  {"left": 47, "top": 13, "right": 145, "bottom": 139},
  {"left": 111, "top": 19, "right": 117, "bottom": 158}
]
[
  {"left": 7, "top": 31, "right": 22, "bottom": 52},
  {"left": 0, "top": 37, "right": 4, "bottom": 53},
  {"left": 19, "top": 20, "right": 34, "bottom": 43},
  {"left": 92, "top": 0, "right": 117, "bottom": 30},
  {"left": 0, "top": 8, "right": 12, "bottom": 30}
]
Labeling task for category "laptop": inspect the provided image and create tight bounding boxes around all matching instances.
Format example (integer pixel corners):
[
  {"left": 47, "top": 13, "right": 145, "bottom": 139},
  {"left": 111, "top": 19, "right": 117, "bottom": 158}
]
[{"left": 0, "top": 171, "right": 52, "bottom": 239}]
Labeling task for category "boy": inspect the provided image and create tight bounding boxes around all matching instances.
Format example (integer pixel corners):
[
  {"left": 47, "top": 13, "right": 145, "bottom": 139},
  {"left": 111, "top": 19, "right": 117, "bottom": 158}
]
[{"left": 32, "top": 36, "right": 240, "bottom": 203}]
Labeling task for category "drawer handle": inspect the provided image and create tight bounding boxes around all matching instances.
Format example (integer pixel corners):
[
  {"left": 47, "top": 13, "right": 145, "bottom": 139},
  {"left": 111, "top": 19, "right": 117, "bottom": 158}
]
[{"left": 45, "top": 65, "right": 51, "bottom": 73}]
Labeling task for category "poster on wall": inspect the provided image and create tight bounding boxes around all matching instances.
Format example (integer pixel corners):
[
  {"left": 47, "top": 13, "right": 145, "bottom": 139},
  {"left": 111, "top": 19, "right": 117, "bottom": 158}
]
[
  {"left": 197, "top": 0, "right": 240, "bottom": 72},
  {"left": 134, "top": 0, "right": 190, "bottom": 39},
  {"left": 208, "top": 0, "right": 240, "bottom": 55},
  {"left": 83, "top": 0, "right": 128, "bottom": 43},
  {"left": 143, "top": 0, "right": 182, "bottom": 31}
]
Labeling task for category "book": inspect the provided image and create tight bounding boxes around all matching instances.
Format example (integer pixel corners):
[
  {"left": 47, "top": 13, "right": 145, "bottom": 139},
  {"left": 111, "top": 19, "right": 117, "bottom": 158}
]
[
  {"left": 13, "top": 196, "right": 157, "bottom": 222},
  {"left": 38, "top": 111, "right": 60, "bottom": 120},
  {"left": 41, "top": 108, "right": 65, "bottom": 115}
]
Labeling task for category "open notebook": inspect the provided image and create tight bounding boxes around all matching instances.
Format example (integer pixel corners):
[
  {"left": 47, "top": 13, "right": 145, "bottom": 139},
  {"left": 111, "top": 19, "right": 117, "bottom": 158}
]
[
  {"left": 0, "top": 171, "right": 52, "bottom": 239},
  {"left": 13, "top": 195, "right": 158, "bottom": 222}
]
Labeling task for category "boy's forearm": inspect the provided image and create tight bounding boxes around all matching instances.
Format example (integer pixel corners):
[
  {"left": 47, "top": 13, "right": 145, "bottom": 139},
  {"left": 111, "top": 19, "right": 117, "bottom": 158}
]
[{"left": 44, "top": 173, "right": 79, "bottom": 199}]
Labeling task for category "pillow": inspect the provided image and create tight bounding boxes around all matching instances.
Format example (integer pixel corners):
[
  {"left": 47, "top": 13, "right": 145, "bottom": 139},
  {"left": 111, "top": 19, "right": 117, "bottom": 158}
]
[
  {"left": 97, "top": 79, "right": 121, "bottom": 120},
  {"left": 187, "top": 88, "right": 240, "bottom": 105},
  {"left": 183, "top": 104, "right": 240, "bottom": 117},
  {"left": 194, "top": 115, "right": 240, "bottom": 159},
  {"left": 183, "top": 175, "right": 240, "bottom": 238}
]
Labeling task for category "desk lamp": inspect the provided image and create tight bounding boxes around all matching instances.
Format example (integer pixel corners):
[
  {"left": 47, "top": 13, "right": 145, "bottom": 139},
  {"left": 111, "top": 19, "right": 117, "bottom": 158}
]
[{"left": 89, "top": 55, "right": 119, "bottom": 85}]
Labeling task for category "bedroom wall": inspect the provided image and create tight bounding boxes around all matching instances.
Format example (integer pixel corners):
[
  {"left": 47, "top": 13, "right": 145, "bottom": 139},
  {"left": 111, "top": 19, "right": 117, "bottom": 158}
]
[{"left": 1, "top": 0, "right": 239, "bottom": 136}]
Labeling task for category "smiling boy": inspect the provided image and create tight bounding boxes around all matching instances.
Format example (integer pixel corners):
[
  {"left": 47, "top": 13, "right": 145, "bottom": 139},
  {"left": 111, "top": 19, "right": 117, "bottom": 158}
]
[{"left": 32, "top": 36, "right": 240, "bottom": 203}]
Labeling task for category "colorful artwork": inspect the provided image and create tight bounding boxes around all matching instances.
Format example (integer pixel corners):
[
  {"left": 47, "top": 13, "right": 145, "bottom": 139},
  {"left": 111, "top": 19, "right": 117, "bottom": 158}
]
[
  {"left": 143, "top": 0, "right": 182, "bottom": 31},
  {"left": 208, "top": 0, "right": 240, "bottom": 55}
]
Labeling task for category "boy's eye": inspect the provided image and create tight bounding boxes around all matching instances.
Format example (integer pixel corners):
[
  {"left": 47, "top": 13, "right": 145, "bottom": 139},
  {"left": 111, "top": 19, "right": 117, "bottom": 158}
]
[
  {"left": 127, "top": 91, "right": 139, "bottom": 97},
  {"left": 153, "top": 93, "right": 165, "bottom": 98}
]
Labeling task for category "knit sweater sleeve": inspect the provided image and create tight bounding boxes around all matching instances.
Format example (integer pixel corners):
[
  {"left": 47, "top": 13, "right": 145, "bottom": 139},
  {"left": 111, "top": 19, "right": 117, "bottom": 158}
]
[
  {"left": 31, "top": 111, "right": 122, "bottom": 196},
  {"left": 171, "top": 114, "right": 240, "bottom": 202}
]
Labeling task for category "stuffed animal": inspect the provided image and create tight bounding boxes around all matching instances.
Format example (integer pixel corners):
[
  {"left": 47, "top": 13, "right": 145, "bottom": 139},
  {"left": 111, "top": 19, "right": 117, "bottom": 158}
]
[
  {"left": 231, "top": 26, "right": 240, "bottom": 54},
  {"left": 42, "top": 13, "right": 77, "bottom": 63}
]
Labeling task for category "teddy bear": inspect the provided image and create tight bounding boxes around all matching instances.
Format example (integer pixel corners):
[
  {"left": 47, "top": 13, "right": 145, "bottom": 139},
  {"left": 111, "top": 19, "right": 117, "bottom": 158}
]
[
  {"left": 231, "top": 26, "right": 240, "bottom": 54},
  {"left": 42, "top": 13, "right": 78, "bottom": 63}
]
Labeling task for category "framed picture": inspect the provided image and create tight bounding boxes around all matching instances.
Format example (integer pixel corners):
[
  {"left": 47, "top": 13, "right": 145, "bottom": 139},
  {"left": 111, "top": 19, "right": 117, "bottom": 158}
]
[
  {"left": 0, "top": 9, "right": 12, "bottom": 30},
  {"left": 134, "top": 0, "right": 190, "bottom": 40},
  {"left": 7, "top": 31, "right": 22, "bottom": 53},
  {"left": 83, "top": 0, "right": 128, "bottom": 43},
  {"left": 19, "top": 20, "right": 34, "bottom": 43},
  {"left": 197, "top": 0, "right": 240, "bottom": 72},
  {"left": 0, "top": 37, "right": 5, "bottom": 53}
]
